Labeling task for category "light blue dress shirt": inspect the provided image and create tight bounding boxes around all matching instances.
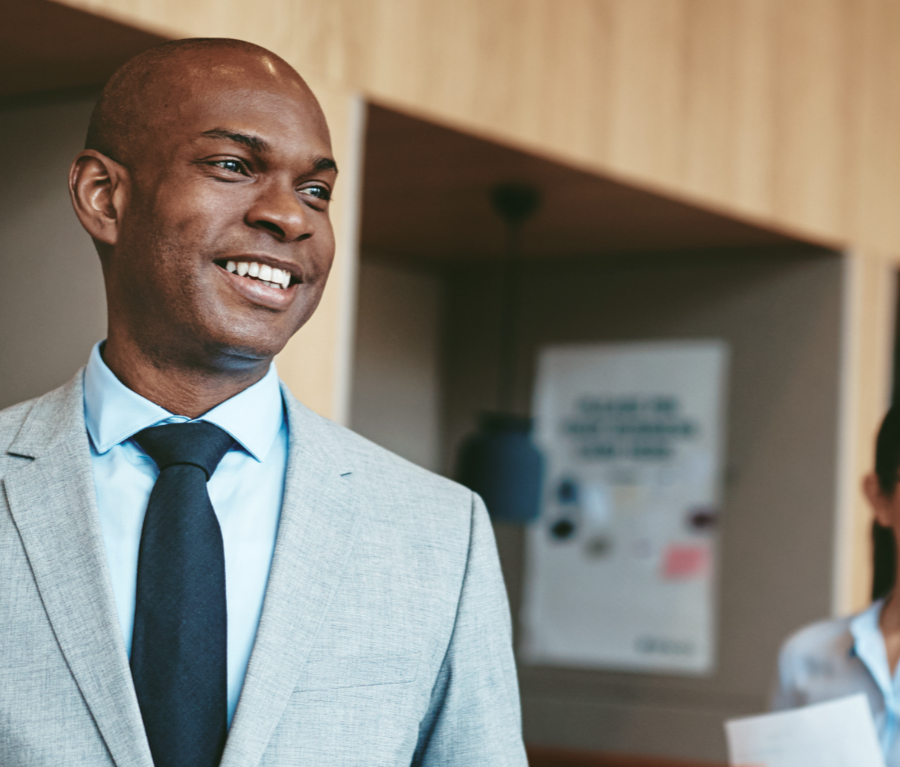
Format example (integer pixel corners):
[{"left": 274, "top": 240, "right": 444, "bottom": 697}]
[
  {"left": 82, "top": 342, "right": 288, "bottom": 726},
  {"left": 773, "top": 599, "right": 900, "bottom": 765}
]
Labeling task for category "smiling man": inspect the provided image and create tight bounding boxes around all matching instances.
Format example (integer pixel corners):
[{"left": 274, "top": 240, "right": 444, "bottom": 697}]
[{"left": 0, "top": 39, "right": 526, "bottom": 767}]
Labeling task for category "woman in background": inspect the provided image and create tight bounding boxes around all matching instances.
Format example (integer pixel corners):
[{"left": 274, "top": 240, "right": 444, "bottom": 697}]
[{"left": 772, "top": 406, "right": 900, "bottom": 763}]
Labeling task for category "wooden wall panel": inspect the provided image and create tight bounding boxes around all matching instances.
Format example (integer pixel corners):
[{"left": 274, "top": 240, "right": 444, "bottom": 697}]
[
  {"left": 847, "top": 0, "right": 900, "bottom": 254},
  {"left": 55, "top": 0, "right": 900, "bottom": 257},
  {"left": 730, "top": 0, "right": 776, "bottom": 217},
  {"left": 771, "top": 0, "right": 848, "bottom": 242},
  {"left": 680, "top": 2, "right": 734, "bottom": 201}
]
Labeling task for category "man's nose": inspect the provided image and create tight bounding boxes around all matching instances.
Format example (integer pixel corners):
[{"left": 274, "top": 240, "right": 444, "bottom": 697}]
[{"left": 245, "top": 182, "right": 313, "bottom": 242}]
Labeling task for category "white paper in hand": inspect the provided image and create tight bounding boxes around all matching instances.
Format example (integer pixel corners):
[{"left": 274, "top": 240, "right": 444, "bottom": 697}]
[{"left": 725, "top": 694, "right": 885, "bottom": 767}]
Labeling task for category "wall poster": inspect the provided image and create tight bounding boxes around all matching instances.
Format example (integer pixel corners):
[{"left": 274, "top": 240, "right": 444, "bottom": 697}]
[{"left": 520, "top": 340, "right": 729, "bottom": 675}]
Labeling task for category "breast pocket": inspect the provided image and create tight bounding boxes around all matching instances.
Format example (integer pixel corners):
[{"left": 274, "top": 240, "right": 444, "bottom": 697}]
[{"left": 295, "top": 653, "right": 420, "bottom": 692}]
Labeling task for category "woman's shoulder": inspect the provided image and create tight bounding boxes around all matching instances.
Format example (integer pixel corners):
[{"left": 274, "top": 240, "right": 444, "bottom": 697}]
[
  {"left": 772, "top": 604, "right": 883, "bottom": 711},
  {"left": 779, "top": 613, "right": 856, "bottom": 664}
]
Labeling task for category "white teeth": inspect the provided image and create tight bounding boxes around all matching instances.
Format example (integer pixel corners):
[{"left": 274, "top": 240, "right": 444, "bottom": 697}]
[{"left": 228, "top": 260, "right": 290, "bottom": 289}]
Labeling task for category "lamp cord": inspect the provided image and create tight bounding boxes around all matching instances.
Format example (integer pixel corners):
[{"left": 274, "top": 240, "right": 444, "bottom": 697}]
[{"left": 496, "top": 219, "right": 523, "bottom": 414}]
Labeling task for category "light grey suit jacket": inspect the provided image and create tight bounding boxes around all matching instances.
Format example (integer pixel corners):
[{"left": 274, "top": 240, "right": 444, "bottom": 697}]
[{"left": 0, "top": 371, "right": 527, "bottom": 766}]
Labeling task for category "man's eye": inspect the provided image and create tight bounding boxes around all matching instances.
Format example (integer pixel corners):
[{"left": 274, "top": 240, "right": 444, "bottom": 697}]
[
  {"left": 303, "top": 184, "right": 331, "bottom": 201},
  {"left": 212, "top": 159, "right": 246, "bottom": 174}
]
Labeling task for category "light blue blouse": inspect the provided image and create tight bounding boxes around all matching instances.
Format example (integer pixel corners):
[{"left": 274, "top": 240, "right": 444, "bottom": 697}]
[
  {"left": 83, "top": 342, "right": 288, "bottom": 726},
  {"left": 773, "top": 599, "right": 900, "bottom": 764}
]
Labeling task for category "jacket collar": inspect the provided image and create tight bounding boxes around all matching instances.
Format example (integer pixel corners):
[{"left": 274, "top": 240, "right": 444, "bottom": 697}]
[{"left": 850, "top": 598, "right": 892, "bottom": 699}]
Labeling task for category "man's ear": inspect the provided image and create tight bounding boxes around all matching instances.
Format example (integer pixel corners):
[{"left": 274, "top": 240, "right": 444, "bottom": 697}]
[
  {"left": 864, "top": 472, "right": 895, "bottom": 528},
  {"left": 68, "top": 150, "right": 129, "bottom": 247}
]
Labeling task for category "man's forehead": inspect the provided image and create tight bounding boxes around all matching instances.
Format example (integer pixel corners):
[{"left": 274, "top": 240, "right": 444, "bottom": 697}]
[
  {"left": 159, "top": 74, "right": 331, "bottom": 151},
  {"left": 171, "top": 45, "right": 303, "bottom": 86},
  {"left": 86, "top": 39, "right": 328, "bottom": 163},
  {"left": 196, "top": 52, "right": 283, "bottom": 79},
  {"left": 178, "top": 63, "right": 320, "bottom": 117}
]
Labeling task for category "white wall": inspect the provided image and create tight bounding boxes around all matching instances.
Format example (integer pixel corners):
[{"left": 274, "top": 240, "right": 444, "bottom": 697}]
[
  {"left": 0, "top": 94, "right": 106, "bottom": 409},
  {"left": 349, "top": 257, "right": 442, "bottom": 472}
]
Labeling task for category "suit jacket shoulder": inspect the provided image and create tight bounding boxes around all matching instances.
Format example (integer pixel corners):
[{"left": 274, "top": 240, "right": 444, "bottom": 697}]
[
  {"left": 281, "top": 384, "right": 475, "bottom": 548},
  {"left": 318, "top": 414, "right": 471, "bottom": 512},
  {"left": 0, "top": 372, "right": 83, "bottom": 479},
  {"left": 0, "top": 396, "right": 39, "bottom": 452}
]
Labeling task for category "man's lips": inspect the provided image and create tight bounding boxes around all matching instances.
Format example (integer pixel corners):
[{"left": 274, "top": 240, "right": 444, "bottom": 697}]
[{"left": 214, "top": 258, "right": 300, "bottom": 310}]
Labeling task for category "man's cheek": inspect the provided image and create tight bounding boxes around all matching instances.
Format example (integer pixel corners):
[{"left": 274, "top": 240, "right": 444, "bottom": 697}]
[{"left": 309, "top": 246, "right": 336, "bottom": 283}]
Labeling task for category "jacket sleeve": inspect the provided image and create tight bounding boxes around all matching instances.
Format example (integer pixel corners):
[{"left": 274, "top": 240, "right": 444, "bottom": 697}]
[{"left": 412, "top": 493, "right": 528, "bottom": 767}]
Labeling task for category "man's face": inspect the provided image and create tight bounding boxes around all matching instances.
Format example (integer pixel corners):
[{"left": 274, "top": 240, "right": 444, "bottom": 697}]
[{"left": 108, "top": 61, "right": 337, "bottom": 370}]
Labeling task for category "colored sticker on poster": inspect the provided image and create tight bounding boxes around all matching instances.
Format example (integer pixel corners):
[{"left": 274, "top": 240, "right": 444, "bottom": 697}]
[{"left": 520, "top": 340, "right": 729, "bottom": 674}]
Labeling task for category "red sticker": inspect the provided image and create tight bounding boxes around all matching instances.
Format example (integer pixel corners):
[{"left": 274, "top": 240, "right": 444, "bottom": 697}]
[{"left": 662, "top": 544, "right": 709, "bottom": 580}]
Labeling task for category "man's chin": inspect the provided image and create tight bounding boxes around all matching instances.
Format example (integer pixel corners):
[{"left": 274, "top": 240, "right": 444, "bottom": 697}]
[
  {"left": 198, "top": 292, "right": 318, "bottom": 370},
  {"left": 211, "top": 339, "right": 287, "bottom": 369},
  {"left": 192, "top": 326, "right": 292, "bottom": 372}
]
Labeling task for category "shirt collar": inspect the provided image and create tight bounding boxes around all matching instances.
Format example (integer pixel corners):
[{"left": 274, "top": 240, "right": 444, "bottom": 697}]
[
  {"left": 83, "top": 341, "right": 284, "bottom": 462},
  {"left": 850, "top": 598, "right": 893, "bottom": 695}
]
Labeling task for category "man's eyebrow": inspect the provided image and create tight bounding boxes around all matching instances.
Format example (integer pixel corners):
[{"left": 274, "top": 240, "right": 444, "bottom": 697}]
[
  {"left": 201, "top": 129, "right": 269, "bottom": 153},
  {"left": 313, "top": 156, "right": 338, "bottom": 174}
]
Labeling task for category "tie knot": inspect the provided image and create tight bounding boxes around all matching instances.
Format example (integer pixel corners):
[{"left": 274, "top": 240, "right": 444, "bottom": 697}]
[{"left": 134, "top": 421, "right": 235, "bottom": 480}]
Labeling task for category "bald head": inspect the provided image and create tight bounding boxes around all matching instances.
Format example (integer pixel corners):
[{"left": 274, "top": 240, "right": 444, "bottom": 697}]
[
  {"left": 86, "top": 38, "right": 325, "bottom": 166},
  {"left": 69, "top": 36, "right": 338, "bottom": 404}
]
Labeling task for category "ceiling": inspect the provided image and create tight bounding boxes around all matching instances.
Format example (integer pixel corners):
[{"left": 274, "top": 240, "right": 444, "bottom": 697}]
[
  {"left": 361, "top": 104, "right": 825, "bottom": 262},
  {"left": 0, "top": 0, "right": 165, "bottom": 100}
]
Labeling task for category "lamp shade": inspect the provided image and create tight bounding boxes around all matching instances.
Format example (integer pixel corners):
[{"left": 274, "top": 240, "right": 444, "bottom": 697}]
[{"left": 456, "top": 413, "right": 545, "bottom": 523}]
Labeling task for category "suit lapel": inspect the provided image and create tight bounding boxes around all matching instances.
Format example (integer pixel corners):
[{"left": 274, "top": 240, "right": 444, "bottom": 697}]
[
  {"left": 221, "top": 387, "right": 364, "bottom": 767},
  {"left": 4, "top": 373, "right": 152, "bottom": 767}
]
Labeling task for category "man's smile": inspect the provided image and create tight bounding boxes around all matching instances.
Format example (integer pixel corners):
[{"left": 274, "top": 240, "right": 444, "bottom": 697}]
[
  {"left": 221, "top": 259, "right": 295, "bottom": 289},
  {"left": 215, "top": 257, "right": 301, "bottom": 309}
]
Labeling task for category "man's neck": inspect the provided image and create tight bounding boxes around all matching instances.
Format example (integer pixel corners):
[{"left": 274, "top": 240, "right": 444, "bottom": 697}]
[{"left": 101, "top": 340, "right": 271, "bottom": 419}]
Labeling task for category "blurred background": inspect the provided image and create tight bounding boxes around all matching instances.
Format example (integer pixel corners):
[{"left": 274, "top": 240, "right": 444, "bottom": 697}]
[{"left": 3, "top": 1, "right": 900, "bottom": 765}]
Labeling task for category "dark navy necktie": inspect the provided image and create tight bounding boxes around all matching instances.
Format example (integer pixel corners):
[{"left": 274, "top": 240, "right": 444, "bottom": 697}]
[{"left": 131, "top": 421, "right": 234, "bottom": 767}]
